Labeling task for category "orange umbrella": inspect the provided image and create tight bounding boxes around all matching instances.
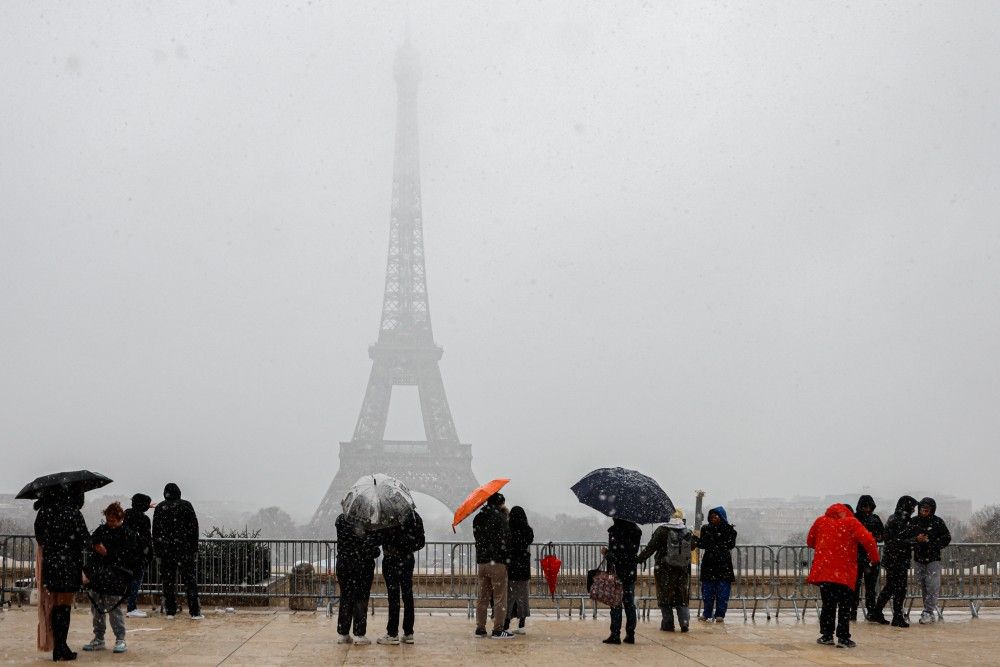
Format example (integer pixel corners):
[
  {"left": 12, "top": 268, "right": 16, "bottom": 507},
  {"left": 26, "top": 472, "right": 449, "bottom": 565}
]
[{"left": 452, "top": 478, "right": 510, "bottom": 532}]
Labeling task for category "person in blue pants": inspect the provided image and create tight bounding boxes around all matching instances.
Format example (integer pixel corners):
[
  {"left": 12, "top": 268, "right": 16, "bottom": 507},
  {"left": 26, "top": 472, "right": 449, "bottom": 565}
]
[{"left": 697, "top": 507, "right": 737, "bottom": 622}]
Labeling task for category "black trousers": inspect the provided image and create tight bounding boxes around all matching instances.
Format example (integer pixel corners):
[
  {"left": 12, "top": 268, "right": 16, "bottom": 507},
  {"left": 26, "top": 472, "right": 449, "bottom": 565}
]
[
  {"left": 337, "top": 565, "right": 374, "bottom": 637},
  {"left": 819, "top": 583, "right": 853, "bottom": 640},
  {"left": 851, "top": 562, "right": 880, "bottom": 616},
  {"left": 383, "top": 555, "right": 415, "bottom": 637},
  {"left": 874, "top": 565, "right": 908, "bottom": 618},
  {"left": 160, "top": 557, "right": 201, "bottom": 616}
]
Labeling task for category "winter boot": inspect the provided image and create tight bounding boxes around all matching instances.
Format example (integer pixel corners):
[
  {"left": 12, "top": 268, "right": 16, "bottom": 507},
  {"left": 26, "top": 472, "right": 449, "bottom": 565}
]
[
  {"left": 868, "top": 611, "right": 890, "bottom": 625},
  {"left": 891, "top": 615, "right": 910, "bottom": 628},
  {"left": 51, "top": 606, "right": 77, "bottom": 662},
  {"left": 659, "top": 606, "right": 674, "bottom": 631}
]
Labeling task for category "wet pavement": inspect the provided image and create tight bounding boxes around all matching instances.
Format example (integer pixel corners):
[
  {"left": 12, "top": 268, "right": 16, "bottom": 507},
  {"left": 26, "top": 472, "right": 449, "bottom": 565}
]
[{"left": 1, "top": 606, "right": 997, "bottom": 665}]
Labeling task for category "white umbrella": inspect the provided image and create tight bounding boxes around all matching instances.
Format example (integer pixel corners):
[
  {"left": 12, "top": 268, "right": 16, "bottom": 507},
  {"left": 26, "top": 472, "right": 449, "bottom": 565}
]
[{"left": 341, "top": 474, "right": 416, "bottom": 527}]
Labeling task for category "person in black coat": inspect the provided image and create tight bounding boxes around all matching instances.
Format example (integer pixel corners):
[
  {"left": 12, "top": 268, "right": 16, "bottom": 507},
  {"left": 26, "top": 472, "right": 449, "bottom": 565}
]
[
  {"left": 34, "top": 484, "right": 89, "bottom": 662},
  {"left": 122, "top": 493, "right": 153, "bottom": 617},
  {"left": 335, "top": 513, "right": 380, "bottom": 644},
  {"left": 472, "top": 493, "right": 513, "bottom": 638},
  {"left": 82, "top": 502, "right": 138, "bottom": 654},
  {"left": 697, "top": 506, "right": 737, "bottom": 622},
  {"left": 375, "top": 510, "right": 425, "bottom": 644},
  {"left": 870, "top": 495, "right": 918, "bottom": 626},
  {"left": 602, "top": 518, "right": 641, "bottom": 645},
  {"left": 151, "top": 483, "right": 202, "bottom": 618},
  {"left": 503, "top": 506, "right": 534, "bottom": 633},
  {"left": 911, "top": 497, "right": 951, "bottom": 624},
  {"left": 851, "top": 495, "right": 885, "bottom": 620}
]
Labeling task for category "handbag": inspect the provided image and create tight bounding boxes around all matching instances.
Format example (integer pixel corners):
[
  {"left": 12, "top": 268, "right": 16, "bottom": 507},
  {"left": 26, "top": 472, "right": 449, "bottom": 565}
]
[{"left": 588, "top": 557, "right": 623, "bottom": 609}]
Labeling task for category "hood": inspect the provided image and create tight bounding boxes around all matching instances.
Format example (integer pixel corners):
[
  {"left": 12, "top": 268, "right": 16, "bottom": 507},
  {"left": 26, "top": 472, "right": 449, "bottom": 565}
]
[
  {"left": 163, "top": 483, "right": 181, "bottom": 501},
  {"left": 895, "top": 495, "right": 919, "bottom": 515},
  {"left": 708, "top": 506, "right": 728, "bottom": 524},
  {"left": 665, "top": 517, "right": 685, "bottom": 529},
  {"left": 824, "top": 503, "right": 852, "bottom": 520},
  {"left": 131, "top": 493, "right": 153, "bottom": 511},
  {"left": 919, "top": 497, "right": 936, "bottom": 515},
  {"left": 856, "top": 495, "right": 876, "bottom": 513}
]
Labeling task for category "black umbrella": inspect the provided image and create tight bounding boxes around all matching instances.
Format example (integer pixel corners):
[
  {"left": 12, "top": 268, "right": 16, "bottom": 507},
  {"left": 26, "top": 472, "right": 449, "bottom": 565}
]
[
  {"left": 571, "top": 467, "right": 675, "bottom": 525},
  {"left": 15, "top": 470, "right": 113, "bottom": 500}
]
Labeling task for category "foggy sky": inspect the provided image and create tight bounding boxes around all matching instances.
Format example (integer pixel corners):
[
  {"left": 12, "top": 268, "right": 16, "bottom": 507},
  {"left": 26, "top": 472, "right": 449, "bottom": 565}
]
[{"left": 2, "top": 2, "right": 999, "bottom": 523}]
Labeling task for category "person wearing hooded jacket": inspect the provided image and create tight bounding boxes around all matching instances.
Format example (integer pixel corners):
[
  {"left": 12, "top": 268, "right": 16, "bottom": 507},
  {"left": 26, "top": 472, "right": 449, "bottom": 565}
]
[
  {"left": 152, "top": 483, "right": 202, "bottom": 619},
  {"left": 637, "top": 509, "right": 693, "bottom": 633},
  {"left": 123, "top": 493, "right": 154, "bottom": 617},
  {"left": 503, "top": 506, "right": 534, "bottom": 634},
  {"left": 870, "top": 495, "right": 918, "bottom": 627},
  {"left": 807, "top": 503, "right": 880, "bottom": 649},
  {"left": 601, "top": 518, "right": 642, "bottom": 644},
  {"left": 911, "top": 497, "right": 951, "bottom": 624},
  {"left": 696, "top": 507, "right": 737, "bottom": 623},
  {"left": 850, "top": 495, "right": 884, "bottom": 621},
  {"left": 472, "top": 493, "right": 513, "bottom": 639},
  {"left": 34, "top": 484, "right": 89, "bottom": 662}
]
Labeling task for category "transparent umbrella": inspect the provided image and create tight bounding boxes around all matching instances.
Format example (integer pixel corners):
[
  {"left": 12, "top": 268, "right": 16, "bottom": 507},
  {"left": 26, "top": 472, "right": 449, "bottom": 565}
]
[{"left": 341, "top": 474, "right": 416, "bottom": 528}]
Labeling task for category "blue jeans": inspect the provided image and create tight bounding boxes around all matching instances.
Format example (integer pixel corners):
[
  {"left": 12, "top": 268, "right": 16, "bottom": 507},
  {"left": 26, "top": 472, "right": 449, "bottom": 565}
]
[
  {"left": 126, "top": 568, "right": 146, "bottom": 612},
  {"left": 609, "top": 579, "right": 636, "bottom": 637},
  {"left": 701, "top": 580, "right": 731, "bottom": 619}
]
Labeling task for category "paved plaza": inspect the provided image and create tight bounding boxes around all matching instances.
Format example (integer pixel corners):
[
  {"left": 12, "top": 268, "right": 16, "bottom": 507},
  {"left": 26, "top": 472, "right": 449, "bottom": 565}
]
[{"left": 2, "top": 606, "right": 999, "bottom": 666}]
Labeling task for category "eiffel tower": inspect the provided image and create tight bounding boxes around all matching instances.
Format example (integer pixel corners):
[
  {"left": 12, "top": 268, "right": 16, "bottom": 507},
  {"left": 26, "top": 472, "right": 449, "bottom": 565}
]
[{"left": 312, "top": 38, "right": 479, "bottom": 528}]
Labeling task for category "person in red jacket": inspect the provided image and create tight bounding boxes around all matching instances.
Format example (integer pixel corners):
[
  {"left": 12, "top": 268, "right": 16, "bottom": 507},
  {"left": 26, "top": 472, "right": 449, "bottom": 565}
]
[{"left": 806, "top": 503, "right": 880, "bottom": 649}]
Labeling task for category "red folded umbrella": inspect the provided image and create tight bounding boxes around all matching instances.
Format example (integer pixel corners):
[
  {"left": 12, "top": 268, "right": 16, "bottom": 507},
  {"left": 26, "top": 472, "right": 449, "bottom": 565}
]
[{"left": 540, "top": 551, "right": 562, "bottom": 600}]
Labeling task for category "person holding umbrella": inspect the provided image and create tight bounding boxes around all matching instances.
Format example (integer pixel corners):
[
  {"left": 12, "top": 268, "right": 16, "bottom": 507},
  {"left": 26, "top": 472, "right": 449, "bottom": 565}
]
[
  {"left": 376, "top": 509, "right": 425, "bottom": 645},
  {"left": 335, "top": 512, "right": 380, "bottom": 645},
  {"left": 601, "top": 518, "right": 642, "bottom": 644},
  {"left": 473, "top": 492, "right": 514, "bottom": 639}
]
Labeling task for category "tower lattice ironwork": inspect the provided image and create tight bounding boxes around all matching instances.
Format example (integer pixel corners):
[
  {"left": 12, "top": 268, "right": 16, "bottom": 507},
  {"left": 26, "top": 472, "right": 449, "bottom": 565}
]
[{"left": 312, "top": 39, "right": 479, "bottom": 528}]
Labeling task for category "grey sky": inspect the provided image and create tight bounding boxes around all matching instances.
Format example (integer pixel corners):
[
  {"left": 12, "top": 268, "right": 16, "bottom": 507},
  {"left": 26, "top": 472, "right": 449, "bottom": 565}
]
[{"left": 2, "top": 2, "right": 998, "bottom": 522}]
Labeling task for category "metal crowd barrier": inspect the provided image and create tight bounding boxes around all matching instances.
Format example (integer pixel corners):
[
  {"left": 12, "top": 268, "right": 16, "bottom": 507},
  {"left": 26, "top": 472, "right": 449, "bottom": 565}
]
[{"left": 4, "top": 534, "right": 1000, "bottom": 621}]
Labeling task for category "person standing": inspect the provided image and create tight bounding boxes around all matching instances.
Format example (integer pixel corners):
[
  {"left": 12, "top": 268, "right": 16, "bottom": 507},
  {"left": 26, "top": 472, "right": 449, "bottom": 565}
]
[
  {"left": 82, "top": 502, "right": 137, "bottom": 654},
  {"left": 697, "top": 507, "right": 737, "bottom": 623},
  {"left": 376, "top": 509, "right": 425, "bottom": 645},
  {"left": 123, "top": 493, "right": 154, "bottom": 618},
  {"left": 807, "top": 503, "right": 880, "bottom": 649},
  {"left": 911, "top": 497, "right": 951, "bottom": 625},
  {"left": 637, "top": 510, "right": 693, "bottom": 633},
  {"left": 602, "top": 518, "right": 641, "bottom": 645},
  {"left": 870, "top": 496, "right": 918, "bottom": 627},
  {"left": 473, "top": 493, "right": 513, "bottom": 639},
  {"left": 152, "top": 483, "right": 202, "bottom": 620},
  {"left": 504, "top": 506, "right": 534, "bottom": 634},
  {"left": 851, "top": 495, "right": 884, "bottom": 621},
  {"left": 335, "top": 512, "right": 380, "bottom": 645},
  {"left": 34, "top": 484, "right": 89, "bottom": 662}
]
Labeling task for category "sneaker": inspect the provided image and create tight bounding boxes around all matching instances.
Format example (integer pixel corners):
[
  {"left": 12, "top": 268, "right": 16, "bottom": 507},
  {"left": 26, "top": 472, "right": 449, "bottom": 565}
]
[
  {"left": 337, "top": 634, "right": 352, "bottom": 644},
  {"left": 113, "top": 640, "right": 127, "bottom": 654},
  {"left": 191, "top": 614, "right": 205, "bottom": 620},
  {"left": 401, "top": 634, "right": 414, "bottom": 644},
  {"left": 491, "top": 630, "right": 515, "bottom": 639},
  {"left": 836, "top": 638, "right": 857, "bottom": 649},
  {"left": 475, "top": 628, "right": 488, "bottom": 638},
  {"left": 698, "top": 616, "right": 711, "bottom": 622},
  {"left": 126, "top": 610, "right": 147, "bottom": 618},
  {"left": 919, "top": 612, "right": 935, "bottom": 624},
  {"left": 82, "top": 638, "right": 106, "bottom": 651},
  {"left": 165, "top": 614, "right": 175, "bottom": 620},
  {"left": 714, "top": 617, "right": 725, "bottom": 623},
  {"left": 816, "top": 635, "right": 834, "bottom": 646},
  {"left": 512, "top": 627, "right": 526, "bottom": 635},
  {"left": 602, "top": 635, "right": 621, "bottom": 644},
  {"left": 891, "top": 616, "right": 910, "bottom": 628},
  {"left": 353, "top": 635, "right": 371, "bottom": 646},
  {"left": 377, "top": 634, "right": 400, "bottom": 645}
]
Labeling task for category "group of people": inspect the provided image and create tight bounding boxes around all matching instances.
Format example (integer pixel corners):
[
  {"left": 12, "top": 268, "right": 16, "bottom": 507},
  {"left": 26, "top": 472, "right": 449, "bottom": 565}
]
[
  {"left": 33, "top": 482, "right": 203, "bottom": 661},
  {"left": 806, "top": 495, "right": 951, "bottom": 649}
]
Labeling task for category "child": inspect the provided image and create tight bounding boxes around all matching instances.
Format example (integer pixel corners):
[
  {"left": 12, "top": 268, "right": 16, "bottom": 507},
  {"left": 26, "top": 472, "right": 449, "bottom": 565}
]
[{"left": 83, "top": 502, "right": 138, "bottom": 654}]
